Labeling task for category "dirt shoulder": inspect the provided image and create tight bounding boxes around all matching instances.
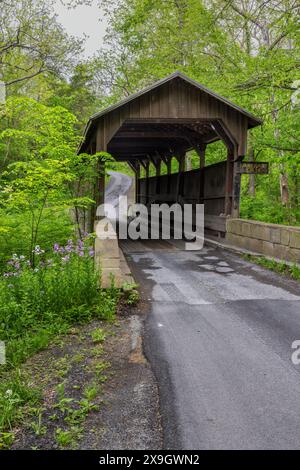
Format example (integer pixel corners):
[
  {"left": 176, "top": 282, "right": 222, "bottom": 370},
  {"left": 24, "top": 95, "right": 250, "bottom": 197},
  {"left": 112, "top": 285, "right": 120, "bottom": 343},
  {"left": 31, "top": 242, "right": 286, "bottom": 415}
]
[{"left": 10, "top": 301, "right": 162, "bottom": 450}]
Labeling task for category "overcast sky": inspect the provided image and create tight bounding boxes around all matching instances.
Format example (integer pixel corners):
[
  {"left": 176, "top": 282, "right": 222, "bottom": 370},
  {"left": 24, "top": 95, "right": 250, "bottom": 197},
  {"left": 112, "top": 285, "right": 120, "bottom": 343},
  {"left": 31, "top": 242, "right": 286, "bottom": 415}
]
[{"left": 54, "top": 1, "right": 108, "bottom": 58}]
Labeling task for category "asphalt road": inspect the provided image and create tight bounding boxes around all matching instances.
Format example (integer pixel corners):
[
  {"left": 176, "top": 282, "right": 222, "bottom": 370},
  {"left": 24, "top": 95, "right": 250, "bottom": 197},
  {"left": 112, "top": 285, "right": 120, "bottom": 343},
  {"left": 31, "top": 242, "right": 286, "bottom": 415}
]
[
  {"left": 127, "top": 245, "right": 300, "bottom": 450},
  {"left": 105, "top": 171, "right": 132, "bottom": 207}
]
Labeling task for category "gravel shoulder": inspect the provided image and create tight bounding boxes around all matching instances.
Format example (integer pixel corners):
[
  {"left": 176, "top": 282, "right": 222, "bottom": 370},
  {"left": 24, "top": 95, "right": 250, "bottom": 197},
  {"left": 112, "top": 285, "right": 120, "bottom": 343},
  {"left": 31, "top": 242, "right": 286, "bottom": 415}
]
[{"left": 11, "top": 301, "right": 162, "bottom": 450}]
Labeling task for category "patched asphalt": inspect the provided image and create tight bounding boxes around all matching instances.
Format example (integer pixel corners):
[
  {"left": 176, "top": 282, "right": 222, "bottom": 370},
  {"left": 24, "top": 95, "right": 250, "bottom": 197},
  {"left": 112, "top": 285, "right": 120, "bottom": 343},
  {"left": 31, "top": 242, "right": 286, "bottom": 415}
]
[{"left": 126, "top": 245, "right": 300, "bottom": 450}]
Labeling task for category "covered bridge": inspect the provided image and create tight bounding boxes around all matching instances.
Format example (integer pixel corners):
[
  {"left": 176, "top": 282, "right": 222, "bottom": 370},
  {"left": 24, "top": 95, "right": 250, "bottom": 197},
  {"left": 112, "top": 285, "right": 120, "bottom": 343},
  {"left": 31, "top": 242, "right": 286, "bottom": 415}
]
[{"left": 79, "top": 71, "right": 262, "bottom": 235}]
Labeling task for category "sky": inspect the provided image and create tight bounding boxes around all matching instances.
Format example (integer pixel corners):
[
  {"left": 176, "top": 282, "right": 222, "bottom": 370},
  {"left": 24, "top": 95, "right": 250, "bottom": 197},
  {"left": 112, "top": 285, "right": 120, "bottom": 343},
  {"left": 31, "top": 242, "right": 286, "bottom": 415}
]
[{"left": 54, "top": 1, "right": 108, "bottom": 58}]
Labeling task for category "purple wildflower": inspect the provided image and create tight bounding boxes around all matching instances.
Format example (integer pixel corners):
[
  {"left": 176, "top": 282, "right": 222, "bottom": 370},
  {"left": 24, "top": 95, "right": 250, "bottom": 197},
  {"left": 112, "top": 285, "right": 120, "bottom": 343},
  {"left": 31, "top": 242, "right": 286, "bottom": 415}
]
[
  {"left": 3, "top": 272, "right": 18, "bottom": 277},
  {"left": 53, "top": 243, "right": 60, "bottom": 253},
  {"left": 65, "top": 239, "right": 73, "bottom": 253},
  {"left": 61, "top": 255, "right": 70, "bottom": 263},
  {"left": 89, "top": 249, "right": 94, "bottom": 257},
  {"left": 33, "top": 245, "right": 44, "bottom": 255}
]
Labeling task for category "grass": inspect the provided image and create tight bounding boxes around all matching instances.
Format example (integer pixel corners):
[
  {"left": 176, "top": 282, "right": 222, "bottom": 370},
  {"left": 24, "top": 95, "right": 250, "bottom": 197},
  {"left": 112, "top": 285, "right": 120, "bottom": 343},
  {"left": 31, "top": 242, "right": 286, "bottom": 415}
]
[
  {"left": 244, "top": 254, "right": 300, "bottom": 281},
  {"left": 0, "top": 237, "right": 141, "bottom": 448},
  {"left": 91, "top": 328, "right": 107, "bottom": 344},
  {"left": 0, "top": 320, "right": 115, "bottom": 449},
  {"left": 0, "top": 237, "right": 121, "bottom": 448}
]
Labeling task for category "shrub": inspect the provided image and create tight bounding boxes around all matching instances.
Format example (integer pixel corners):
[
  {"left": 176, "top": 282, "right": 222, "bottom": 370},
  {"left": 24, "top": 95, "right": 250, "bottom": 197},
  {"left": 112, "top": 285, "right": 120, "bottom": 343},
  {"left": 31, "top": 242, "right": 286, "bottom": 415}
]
[{"left": 0, "top": 235, "right": 119, "bottom": 367}]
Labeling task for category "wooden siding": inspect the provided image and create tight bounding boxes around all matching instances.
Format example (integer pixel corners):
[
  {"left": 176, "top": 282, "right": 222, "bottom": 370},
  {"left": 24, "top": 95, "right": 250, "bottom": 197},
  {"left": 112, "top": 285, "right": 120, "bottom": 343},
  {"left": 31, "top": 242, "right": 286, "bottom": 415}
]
[{"left": 94, "top": 78, "right": 248, "bottom": 157}]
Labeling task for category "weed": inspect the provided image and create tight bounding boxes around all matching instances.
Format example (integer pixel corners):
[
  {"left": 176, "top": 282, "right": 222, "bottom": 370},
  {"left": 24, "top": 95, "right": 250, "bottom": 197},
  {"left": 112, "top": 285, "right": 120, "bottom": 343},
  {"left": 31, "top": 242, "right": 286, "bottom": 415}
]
[
  {"left": 0, "top": 370, "right": 41, "bottom": 431},
  {"left": 91, "top": 328, "right": 107, "bottom": 344},
  {"left": 83, "top": 383, "right": 98, "bottom": 401},
  {"left": 122, "top": 281, "right": 140, "bottom": 305},
  {"left": 30, "top": 412, "right": 47, "bottom": 437},
  {"left": 245, "top": 255, "right": 300, "bottom": 281},
  {"left": 0, "top": 431, "right": 14, "bottom": 449},
  {"left": 55, "top": 428, "right": 74, "bottom": 448}
]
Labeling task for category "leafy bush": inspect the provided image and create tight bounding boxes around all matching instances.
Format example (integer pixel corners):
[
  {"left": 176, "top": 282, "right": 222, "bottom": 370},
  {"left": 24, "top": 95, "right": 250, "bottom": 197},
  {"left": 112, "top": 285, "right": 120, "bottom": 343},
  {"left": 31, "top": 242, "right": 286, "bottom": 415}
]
[{"left": 0, "top": 236, "right": 119, "bottom": 368}]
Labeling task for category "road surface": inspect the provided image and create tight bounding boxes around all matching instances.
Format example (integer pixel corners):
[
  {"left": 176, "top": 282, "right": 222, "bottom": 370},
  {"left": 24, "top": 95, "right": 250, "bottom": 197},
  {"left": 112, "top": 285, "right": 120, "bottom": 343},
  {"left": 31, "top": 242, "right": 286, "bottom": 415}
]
[
  {"left": 126, "top": 243, "right": 300, "bottom": 450},
  {"left": 105, "top": 171, "right": 133, "bottom": 207},
  {"left": 106, "top": 172, "right": 300, "bottom": 449}
]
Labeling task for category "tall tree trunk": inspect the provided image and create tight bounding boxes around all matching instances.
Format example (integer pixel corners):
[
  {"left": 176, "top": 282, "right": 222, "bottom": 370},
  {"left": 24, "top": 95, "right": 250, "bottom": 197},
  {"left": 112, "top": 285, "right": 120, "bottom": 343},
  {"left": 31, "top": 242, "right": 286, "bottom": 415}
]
[{"left": 280, "top": 170, "right": 289, "bottom": 207}]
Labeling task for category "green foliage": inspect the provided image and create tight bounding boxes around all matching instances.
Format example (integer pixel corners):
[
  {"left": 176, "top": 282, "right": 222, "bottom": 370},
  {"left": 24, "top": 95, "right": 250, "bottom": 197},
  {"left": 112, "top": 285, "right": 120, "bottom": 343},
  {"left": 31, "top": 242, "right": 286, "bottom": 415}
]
[
  {"left": 55, "top": 428, "right": 77, "bottom": 448},
  {"left": 122, "top": 281, "right": 140, "bottom": 305},
  {"left": 245, "top": 255, "right": 300, "bottom": 281},
  {"left": 0, "top": 97, "right": 79, "bottom": 167},
  {"left": 0, "top": 370, "right": 41, "bottom": 435},
  {"left": 91, "top": 328, "right": 107, "bottom": 344},
  {"left": 0, "top": 239, "right": 119, "bottom": 368},
  {"left": 0, "top": 209, "right": 74, "bottom": 270},
  {"left": 96, "top": 0, "right": 300, "bottom": 225}
]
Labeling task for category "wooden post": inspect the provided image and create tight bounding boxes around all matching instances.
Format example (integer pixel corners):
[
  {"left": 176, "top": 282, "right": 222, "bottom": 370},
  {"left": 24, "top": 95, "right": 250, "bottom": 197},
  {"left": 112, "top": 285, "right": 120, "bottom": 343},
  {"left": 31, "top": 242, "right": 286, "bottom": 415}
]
[
  {"left": 135, "top": 162, "right": 140, "bottom": 204},
  {"left": 194, "top": 144, "right": 206, "bottom": 204},
  {"left": 166, "top": 157, "right": 172, "bottom": 194},
  {"left": 225, "top": 148, "right": 235, "bottom": 216},
  {"left": 232, "top": 153, "right": 242, "bottom": 218},
  {"left": 175, "top": 153, "right": 185, "bottom": 202},
  {"left": 145, "top": 160, "right": 150, "bottom": 205},
  {"left": 154, "top": 158, "right": 161, "bottom": 195}
]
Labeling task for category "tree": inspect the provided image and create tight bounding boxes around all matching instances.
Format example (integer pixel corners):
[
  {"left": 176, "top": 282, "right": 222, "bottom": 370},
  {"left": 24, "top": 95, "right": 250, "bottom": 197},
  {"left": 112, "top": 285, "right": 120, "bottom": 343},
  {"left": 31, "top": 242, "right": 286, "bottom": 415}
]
[
  {"left": 46, "top": 63, "right": 102, "bottom": 132},
  {"left": 0, "top": 0, "right": 83, "bottom": 87},
  {"left": 0, "top": 96, "right": 79, "bottom": 170},
  {"left": 95, "top": 0, "right": 300, "bottom": 223}
]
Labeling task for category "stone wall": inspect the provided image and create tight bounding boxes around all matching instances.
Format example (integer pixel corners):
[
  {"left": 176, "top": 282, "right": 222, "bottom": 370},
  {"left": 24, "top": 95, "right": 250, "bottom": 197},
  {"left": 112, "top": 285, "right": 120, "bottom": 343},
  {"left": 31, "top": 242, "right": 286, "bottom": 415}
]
[{"left": 226, "top": 218, "right": 300, "bottom": 263}]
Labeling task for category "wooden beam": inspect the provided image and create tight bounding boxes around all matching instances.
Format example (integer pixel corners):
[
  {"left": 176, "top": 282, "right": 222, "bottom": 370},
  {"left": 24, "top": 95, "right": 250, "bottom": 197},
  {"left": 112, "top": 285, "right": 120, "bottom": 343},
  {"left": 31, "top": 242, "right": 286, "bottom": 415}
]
[
  {"left": 194, "top": 144, "right": 206, "bottom": 169},
  {"left": 140, "top": 160, "right": 149, "bottom": 171},
  {"left": 127, "top": 161, "right": 138, "bottom": 174},
  {"left": 113, "top": 131, "right": 193, "bottom": 139},
  {"left": 211, "top": 120, "right": 237, "bottom": 152},
  {"left": 123, "top": 118, "right": 212, "bottom": 125}
]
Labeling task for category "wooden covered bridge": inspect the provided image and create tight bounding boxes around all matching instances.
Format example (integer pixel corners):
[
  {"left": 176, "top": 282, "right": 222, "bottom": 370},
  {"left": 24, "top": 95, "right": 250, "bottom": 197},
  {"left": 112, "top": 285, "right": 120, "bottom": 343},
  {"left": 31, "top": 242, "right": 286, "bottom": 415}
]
[{"left": 79, "top": 71, "right": 262, "bottom": 236}]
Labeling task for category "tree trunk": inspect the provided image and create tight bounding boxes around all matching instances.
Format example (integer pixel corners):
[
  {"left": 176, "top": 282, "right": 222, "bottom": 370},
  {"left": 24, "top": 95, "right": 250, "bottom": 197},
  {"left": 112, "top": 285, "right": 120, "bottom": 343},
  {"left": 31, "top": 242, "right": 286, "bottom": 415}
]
[{"left": 280, "top": 171, "right": 289, "bottom": 207}]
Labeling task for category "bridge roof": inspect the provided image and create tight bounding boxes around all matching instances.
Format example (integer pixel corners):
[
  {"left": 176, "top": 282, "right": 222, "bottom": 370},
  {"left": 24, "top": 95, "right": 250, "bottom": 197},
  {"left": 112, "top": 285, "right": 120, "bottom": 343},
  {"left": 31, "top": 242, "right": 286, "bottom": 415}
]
[
  {"left": 91, "top": 71, "right": 262, "bottom": 126},
  {"left": 79, "top": 71, "right": 262, "bottom": 158}
]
